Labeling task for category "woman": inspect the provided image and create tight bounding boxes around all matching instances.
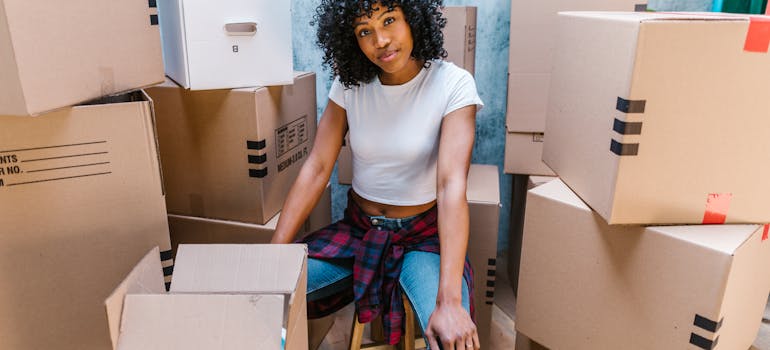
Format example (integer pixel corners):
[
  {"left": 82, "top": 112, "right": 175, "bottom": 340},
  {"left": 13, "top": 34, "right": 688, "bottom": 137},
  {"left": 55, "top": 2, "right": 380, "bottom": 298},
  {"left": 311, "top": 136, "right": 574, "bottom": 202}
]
[{"left": 271, "top": 1, "right": 483, "bottom": 349}]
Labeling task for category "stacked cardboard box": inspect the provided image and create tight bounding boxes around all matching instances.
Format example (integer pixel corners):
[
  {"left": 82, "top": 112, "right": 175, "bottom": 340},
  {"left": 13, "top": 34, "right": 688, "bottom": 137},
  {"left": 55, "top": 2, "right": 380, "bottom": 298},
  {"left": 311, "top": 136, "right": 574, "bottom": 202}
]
[
  {"left": 0, "top": 2, "right": 172, "bottom": 350},
  {"left": 516, "top": 11, "right": 770, "bottom": 349},
  {"left": 466, "top": 164, "right": 502, "bottom": 349},
  {"left": 503, "top": 0, "right": 644, "bottom": 175},
  {"left": 504, "top": 0, "right": 643, "bottom": 305},
  {"left": 146, "top": 72, "right": 317, "bottom": 225},
  {"left": 337, "top": 6, "right": 478, "bottom": 185}
]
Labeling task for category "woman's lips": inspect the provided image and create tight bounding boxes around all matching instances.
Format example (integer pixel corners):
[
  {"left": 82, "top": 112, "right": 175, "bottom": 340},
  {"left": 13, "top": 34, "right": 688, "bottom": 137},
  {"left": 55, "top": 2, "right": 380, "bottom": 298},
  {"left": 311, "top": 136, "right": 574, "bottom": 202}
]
[{"left": 379, "top": 50, "right": 398, "bottom": 63}]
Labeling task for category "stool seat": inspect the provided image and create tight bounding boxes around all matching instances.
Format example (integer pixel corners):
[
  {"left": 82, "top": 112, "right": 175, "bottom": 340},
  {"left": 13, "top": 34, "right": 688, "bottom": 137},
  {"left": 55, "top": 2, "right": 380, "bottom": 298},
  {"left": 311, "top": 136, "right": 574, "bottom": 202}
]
[{"left": 349, "top": 294, "right": 425, "bottom": 350}]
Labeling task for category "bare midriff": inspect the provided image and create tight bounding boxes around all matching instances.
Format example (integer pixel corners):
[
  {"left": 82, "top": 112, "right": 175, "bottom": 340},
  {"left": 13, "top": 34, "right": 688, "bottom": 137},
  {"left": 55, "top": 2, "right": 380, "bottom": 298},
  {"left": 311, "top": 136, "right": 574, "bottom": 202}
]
[{"left": 351, "top": 189, "right": 436, "bottom": 218}]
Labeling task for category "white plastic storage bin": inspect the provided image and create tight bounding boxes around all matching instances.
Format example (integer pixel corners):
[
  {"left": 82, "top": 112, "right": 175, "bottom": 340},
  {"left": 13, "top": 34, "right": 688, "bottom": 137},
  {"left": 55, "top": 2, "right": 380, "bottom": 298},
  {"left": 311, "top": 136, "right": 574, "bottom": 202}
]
[{"left": 158, "top": 0, "right": 293, "bottom": 90}]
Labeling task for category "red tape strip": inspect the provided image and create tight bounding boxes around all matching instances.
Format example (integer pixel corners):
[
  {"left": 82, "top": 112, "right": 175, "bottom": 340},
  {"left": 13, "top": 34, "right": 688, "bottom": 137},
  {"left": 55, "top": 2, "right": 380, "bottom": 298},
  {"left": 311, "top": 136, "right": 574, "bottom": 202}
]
[
  {"left": 702, "top": 193, "right": 732, "bottom": 224},
  {"left": 763, "top": 224, "right": 769, "bottom": 241},
  {"left": 745, "top": 16, "right": 770, "bottom": 53}
]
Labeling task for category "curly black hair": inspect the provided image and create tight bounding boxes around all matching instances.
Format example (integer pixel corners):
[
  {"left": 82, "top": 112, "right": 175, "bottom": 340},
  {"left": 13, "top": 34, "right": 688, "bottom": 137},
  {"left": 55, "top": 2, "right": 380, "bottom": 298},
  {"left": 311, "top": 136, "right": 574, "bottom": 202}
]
[{"left": 313, "top": 0, "right": 447, "bottom": 88}]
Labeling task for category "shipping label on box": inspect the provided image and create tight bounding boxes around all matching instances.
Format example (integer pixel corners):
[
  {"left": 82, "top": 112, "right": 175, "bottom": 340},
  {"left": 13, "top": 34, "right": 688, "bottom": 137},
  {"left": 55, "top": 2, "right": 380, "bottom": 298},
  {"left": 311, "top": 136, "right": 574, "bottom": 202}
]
[
  {"left": 1, "top": 92, "right": 172, "bottom": 350},
  {"left": 146, "top": 72, "right": 317, "bottom": 225},
  {"left": 542, "top": 11, "right": 770, "bottom": 224}
]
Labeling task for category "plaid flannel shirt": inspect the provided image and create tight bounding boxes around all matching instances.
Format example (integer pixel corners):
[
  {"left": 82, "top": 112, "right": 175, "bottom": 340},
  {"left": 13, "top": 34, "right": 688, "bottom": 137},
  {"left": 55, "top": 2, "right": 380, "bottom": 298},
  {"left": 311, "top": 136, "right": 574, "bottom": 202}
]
[{"left": 300, "top": 191, "right": 475, "bottom": 345}]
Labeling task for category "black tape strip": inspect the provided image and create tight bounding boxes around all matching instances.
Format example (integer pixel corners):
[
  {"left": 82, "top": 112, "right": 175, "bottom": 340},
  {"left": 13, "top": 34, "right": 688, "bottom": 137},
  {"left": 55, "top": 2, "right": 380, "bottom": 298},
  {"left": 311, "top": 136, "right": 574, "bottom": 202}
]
[
  {"left": 163, "top": 265, "right": 174, "bottom": 276},
  {"left": 613, "top": 119, "right": 643, "bottom": 135},
  {"left": 690, "top": 333, "right": 718, "bottom": 350},
  {"left": 159, "top": 250, "right": 173, "bottom": 261},
  {"left": 634, "top": 3, "right": 648, "bottom": 11},
  {"left": 148, "top": 0, "right": 157, "bottom": 8},
  {"left": 610, "top": 139, "right": 639, "bottom": 156},
  {"left": 485, "top": 291, "right": 494, "bottom": 298},
  {"left": 486, "top": 280, "right": 495, "bottom": 287},
  {"left": 165, "top": 282, "right": 171, "bottom": 291},
  {"left": 616, "top": 97, "right": 646, "bottom": 113},
  {"left": 248, "top": 154, "right": 267, "bottom": 164},
  {"left": 249, "top": 168, "right": 268, "bottom": 178},
  {"left": 485, "top": 301, "right": 493, "bottom": 305},
  {"left": 486, "top": 270, "right": 495, "bottom": 277},
  {"left": 694, "top": 315, "right": 723, "bottom": 333},
  {"left": 150, "top": 14, "right": 159, "bottom": 26},
  {"left": 247, "top": 140, "right": 267, "bottom": 150}
]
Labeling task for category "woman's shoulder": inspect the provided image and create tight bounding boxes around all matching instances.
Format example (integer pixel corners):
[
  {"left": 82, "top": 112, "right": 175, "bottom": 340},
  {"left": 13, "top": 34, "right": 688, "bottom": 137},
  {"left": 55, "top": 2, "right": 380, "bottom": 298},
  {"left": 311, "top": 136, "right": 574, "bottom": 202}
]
[{"left": 427, "top": 60, "right": 473, "bottom": 83}]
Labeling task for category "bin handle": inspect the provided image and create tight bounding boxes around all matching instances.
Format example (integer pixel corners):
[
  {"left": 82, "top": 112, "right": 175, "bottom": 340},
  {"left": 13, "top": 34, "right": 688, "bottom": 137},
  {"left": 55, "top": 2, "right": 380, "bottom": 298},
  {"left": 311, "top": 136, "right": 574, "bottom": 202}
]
[{"left": 224, "top": 22, "right": 257, "bottom": 36}]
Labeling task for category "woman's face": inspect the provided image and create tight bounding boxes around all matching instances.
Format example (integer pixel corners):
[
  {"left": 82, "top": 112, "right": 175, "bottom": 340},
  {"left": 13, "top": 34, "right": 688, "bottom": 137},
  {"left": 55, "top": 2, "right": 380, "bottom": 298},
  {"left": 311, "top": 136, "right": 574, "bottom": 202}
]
[{"left": 353, "top": 4, "right": 420, "bottom": 83}]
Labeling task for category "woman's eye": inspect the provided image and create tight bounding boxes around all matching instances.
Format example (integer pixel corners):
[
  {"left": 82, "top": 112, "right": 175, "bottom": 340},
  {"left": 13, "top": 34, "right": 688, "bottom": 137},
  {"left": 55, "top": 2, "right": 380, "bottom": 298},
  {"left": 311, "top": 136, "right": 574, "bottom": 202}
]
[
  {"left": 358, "top": 29, "right": 370, "bottom": 37},
  {"left": 384, "top": 17, "right": 395, "bottom": 25}
]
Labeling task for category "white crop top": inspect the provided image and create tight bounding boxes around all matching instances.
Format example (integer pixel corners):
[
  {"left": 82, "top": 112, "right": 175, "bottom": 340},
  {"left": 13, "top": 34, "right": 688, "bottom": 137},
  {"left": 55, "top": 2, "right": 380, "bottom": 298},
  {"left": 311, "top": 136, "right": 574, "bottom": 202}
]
[{"left": 328, "top": 60, "right": 483, "bottom": 205}]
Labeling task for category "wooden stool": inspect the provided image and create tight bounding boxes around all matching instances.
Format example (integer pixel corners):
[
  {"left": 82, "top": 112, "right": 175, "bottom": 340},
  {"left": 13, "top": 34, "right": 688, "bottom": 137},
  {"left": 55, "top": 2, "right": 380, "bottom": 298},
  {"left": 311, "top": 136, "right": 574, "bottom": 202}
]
[{"left": 349, "top": 294, "right": 426, "bottom": 350}]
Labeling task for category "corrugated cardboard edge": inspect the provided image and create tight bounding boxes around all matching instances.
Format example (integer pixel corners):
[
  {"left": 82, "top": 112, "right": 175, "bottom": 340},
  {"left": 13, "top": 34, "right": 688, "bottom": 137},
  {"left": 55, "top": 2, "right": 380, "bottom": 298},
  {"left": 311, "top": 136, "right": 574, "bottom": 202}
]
[
  {"left": 286, "top": 245, "right": 309, "bottom": 350},
  {"left": 104, "top": 247, "right": 166, "bottom": 350}
]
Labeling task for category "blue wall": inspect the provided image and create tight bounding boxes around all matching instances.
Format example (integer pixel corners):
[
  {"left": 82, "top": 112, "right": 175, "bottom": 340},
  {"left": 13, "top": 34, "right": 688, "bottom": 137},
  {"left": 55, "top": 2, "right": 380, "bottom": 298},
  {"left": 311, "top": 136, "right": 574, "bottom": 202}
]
[{"left": 291, "top": 0, "right": 513, "bottom": 254}]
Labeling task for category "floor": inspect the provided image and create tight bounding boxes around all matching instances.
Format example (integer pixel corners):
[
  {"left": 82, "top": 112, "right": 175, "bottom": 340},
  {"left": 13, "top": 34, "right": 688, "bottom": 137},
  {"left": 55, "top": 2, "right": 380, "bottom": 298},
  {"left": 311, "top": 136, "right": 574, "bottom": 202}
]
[{"left": 314, "top": 253, "right": 770, "bottom": 350}]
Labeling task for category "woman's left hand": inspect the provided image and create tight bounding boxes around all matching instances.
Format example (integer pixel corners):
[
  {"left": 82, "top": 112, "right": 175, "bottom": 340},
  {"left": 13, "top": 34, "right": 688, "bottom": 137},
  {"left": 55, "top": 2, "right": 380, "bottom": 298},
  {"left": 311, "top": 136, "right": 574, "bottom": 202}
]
[{"left": 424, "top": 301, "right": 480, "bottom": 350}]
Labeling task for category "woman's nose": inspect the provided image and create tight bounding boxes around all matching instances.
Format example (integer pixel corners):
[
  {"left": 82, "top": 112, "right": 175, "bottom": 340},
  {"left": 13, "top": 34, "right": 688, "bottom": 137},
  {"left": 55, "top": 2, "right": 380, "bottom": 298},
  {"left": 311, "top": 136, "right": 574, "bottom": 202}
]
[{"left": 374, "top": 31, "right": 390, "bottom": 48}]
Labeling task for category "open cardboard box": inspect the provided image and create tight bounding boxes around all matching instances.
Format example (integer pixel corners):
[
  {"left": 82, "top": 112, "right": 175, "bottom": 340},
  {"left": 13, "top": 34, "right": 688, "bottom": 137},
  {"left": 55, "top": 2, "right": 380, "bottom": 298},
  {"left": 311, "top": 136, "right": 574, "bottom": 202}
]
[{"left": 105, "top": 244, "right": 307, "bottom": 350}]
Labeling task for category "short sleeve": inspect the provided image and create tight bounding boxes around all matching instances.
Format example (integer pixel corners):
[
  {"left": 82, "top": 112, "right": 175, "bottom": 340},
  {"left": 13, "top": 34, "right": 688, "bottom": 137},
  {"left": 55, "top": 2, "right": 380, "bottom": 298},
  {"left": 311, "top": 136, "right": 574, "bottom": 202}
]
[
  {"left": 328, "top": 76, "right": 346, "bottom": 110},
  {"left": 444, "top": 69, "right": 484, "bottom": 117}
]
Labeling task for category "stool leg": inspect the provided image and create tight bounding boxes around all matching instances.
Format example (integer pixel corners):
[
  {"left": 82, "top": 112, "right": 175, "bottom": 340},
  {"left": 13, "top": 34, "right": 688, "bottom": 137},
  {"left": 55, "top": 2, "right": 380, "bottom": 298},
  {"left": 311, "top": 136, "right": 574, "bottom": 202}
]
[
  {"left": 402, "top": 295, "right": 416, "bottom": 350},
  {"left": 350, "top": 312, "right": 365, "bottom": 350}
]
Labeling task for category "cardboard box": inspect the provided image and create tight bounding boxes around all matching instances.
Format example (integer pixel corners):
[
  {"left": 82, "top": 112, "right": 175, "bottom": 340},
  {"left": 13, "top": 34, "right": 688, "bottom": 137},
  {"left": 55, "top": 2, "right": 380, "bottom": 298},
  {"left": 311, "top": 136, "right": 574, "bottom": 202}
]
[
  {"left": 157, "top": 0, "right": 292, "bottom": 89},
  {"left": 527, "top": 176, "right": 556, "bottom": 189},
  {"left": 542, "top": 12, "right": 770, "bottom": 225},
  {"left": 167, "top": 182, "right": 332, "bottom": 253},
  {"left": 516, "top": 179, "right": 770, "bottom": 350},
  {"left": 105, "top": 244, "right": 307, "bottom": 350},
  {"left": 338, "top": 133, "right": 352, "bottom": 185},
  {"left": 146, "top": 72, "right": 317, "bottom": 224},
  {"left": 515, "top": 331, "right": 548, "bottom": 350},
  {"left": 442, "top": 6, "right": 477, "bottom": 75},
  {"left": 172, "top": 244, "right": 308, "bottom": 350},
  {"left": 504, "top": 130, "right": 556, "bottom": 176},
  {"left": 506, "top": 0, "right": 644, "bottom": 132},
  {"left": 0, "top": 0, "right": 164, "bottom": 116},
  {"left": 0, "top": 92, "right": 172, "bottom": 350},
  {"left": 466, "top": 164, "right": 500, "bottom": 349}
]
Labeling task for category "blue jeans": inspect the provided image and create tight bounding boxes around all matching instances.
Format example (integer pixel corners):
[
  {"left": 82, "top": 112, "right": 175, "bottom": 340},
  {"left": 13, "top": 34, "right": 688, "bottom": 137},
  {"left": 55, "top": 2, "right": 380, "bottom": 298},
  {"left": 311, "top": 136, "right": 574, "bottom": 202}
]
[{"left": 306, "top": 214, "right": 471, "bottom": 347}]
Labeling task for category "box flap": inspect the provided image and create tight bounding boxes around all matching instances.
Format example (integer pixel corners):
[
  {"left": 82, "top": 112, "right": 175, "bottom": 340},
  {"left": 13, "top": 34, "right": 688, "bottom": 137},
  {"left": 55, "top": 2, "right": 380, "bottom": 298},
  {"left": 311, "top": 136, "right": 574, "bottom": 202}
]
[
  {"left": 104, "top": 247, "right": 166, "bottom": 350},
  {"left": 529, "top": 179, "right": 591, "bottom": 211},
  {"left": 117, "top": 294, "right": 283, "bottom": 350},
  {"left": 648, "top": 224, "right": 759, "bottom": 255},
  {"left": 170, "top": 244, "right": 307, "bottom": 294},
  {"left": 466, "top": 164, "right": 500, "bottom": 204}
]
